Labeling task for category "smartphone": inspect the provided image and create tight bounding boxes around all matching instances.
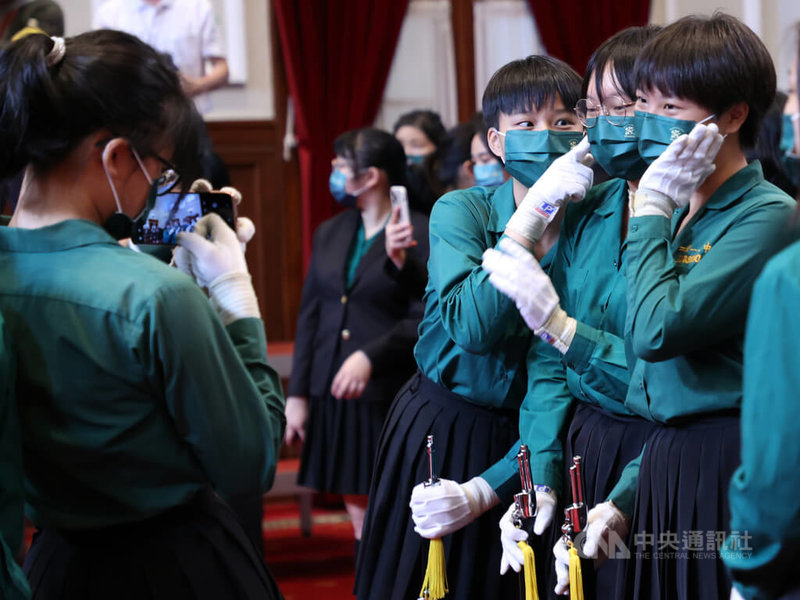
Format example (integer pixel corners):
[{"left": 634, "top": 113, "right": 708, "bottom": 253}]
[
  {"left": 390, "top": 185, "right": 411, "bottom": 224},
  {"left": 131, "top": 192, "right": 236, "bottom": 245}
]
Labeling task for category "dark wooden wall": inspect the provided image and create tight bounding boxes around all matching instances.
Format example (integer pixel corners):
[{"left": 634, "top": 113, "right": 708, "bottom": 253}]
[{"left": 205, "top": 120, "right": 302, "bottom": 343}]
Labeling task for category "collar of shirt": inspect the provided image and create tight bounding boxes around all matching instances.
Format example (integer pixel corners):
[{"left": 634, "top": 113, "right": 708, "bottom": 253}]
[
  {"left": 594, "top": 178, "right": 629, "bottom": 218},
  {"left": 0, "top": 219, "right": 119, "bottom": 253},
  {"left": 486, "top": 179, "right": 517, "bottom": 234},
  {"left": 702, "top": 161, "right": 764, "bottom": 212}
]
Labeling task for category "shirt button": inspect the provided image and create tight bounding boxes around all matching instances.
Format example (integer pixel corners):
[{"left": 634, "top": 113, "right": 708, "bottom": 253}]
[
  {"left": 631, "top": 224, "right": 639, "bottom": 232},
  {"left": 341, "top": 329, "right": 351, "bottom": 340},
  {"left": 613, "top": 260, "right": 618, "bottom": 268},
  {"left": 340, "top": 295, "right": 348, "bottom": 304}
]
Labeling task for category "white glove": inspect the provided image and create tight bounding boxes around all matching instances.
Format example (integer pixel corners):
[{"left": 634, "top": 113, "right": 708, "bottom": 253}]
[
  {"left": 189, "top": 178, "right": 254, "bottom": 250},
  {"left": 633, "top": 122, "right": 724, "bottom": 218},
  {"left": 580, "top": 501, "right": 630, "bottom": 565},
  {"left": 482, "top": 237, "right": 576, "bottom": 353},
  {"left": 553, "top": 537, "right": 571, "bottom": 595},
  {"left": 499, "top": 502, "right": 528, "bottom": 575},
  {"left": 175, "top": 213, "right": 260, "bottom": 325},
  {"left": 498, "top": 486, "right": 558, "bottom": 575},
  {"left": 505, "top": 136, "right": 594, "bottom": 244},
  {"left": 730, "top": 585, "right": 746, "bottom": 600},
  {"left": 410, "top": 476, "right": 499, "bottom": 539}
]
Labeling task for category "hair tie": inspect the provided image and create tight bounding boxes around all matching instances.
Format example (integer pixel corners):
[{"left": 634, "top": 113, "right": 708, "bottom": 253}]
[{"left": 46, "top": 36, "right": 65, "bottom": 67}]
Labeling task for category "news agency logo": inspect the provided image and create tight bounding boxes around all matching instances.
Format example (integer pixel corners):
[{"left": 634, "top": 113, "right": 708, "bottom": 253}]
[
  {"left": 571, "top": 530, "right": 631, "bottom": 560},
  {"left": 534, "top": 202, "right": 557, "bottom": 219}
]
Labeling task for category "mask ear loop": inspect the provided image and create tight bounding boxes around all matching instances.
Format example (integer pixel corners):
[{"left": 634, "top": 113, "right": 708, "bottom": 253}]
[{"left": 101, "top": 143, "right": 125, "bottom": 216}]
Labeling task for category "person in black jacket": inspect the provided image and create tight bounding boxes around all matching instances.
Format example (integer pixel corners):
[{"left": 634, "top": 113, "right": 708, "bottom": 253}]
[{"left": 284, "top": 127, "right": 429, "bottom": 546}]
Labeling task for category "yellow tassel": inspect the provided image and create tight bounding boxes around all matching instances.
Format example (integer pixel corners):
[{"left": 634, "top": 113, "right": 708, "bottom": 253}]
[
  {"left": 517, "top": 540, "right": 540, "bottom": 600},
  {"left": 568, "top": 545, "right": 584, "bottom": 600},
  {"left": 419, "top": 538, "right": 449, "bottom": 599}
]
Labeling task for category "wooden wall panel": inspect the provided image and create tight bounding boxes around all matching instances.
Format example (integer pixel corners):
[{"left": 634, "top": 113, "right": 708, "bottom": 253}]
[{"left": 206, "top": 120, "right": 302, "bottom": 343}]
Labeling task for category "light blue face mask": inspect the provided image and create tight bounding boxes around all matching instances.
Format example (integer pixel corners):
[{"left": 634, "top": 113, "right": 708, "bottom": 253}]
[
  {"left": 636, "top": 111, "right": 715, "bottom": 165},
  {"left": 780, "top": 113, "right": 795, "bottom": 154},
  {"left": 407, "top": 154, "right": 428, "bottom": 166},
  {"left": 585, "top": 117, "right": 648, "bottom": 181},
  {"left": 473, "top": 162, "right": 505, "bottom": 187},
  {"left": 328, "top": 169, "right": 357, "bottom": 207},
  {"left": 499, "top": 129, "right": 584, "bottom": 187}
]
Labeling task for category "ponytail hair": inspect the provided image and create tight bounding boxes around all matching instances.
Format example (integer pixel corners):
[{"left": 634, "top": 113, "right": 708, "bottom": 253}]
[{"left": 0, "top": 30, "right": 201, "bottom": 183}]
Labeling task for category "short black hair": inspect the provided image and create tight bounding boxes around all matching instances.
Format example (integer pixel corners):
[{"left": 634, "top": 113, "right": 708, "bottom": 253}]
[
  {"left": 634, "top": 12, "right": 775, "bottom": 148},
  {"left": 482, "top": 55, "right": 582, "bottom": 130},
  {"left": 436, "top": 118, "right": 479, "bottom": 189},
  {"left": 334, "top": 127, "right": 408, "bottom": 188},
  {"left": 392, "top": 110, "right": 447, "bottom": 149},
  {"left": 583, "top": 25, "right": 662, "bottom": 101},
  {"left": 0, "top": 29, "right": 201, "bottom": 183}
]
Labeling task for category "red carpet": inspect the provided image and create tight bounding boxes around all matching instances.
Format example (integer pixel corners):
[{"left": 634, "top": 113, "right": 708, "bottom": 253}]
[{"left": 263, "top": 498, "right": 356, "bottom": 600}]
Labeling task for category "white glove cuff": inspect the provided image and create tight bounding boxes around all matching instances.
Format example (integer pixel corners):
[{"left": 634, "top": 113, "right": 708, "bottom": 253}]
[
  {"left": 208, "top": 271, "right": 261, "bottom": 326},
  {"left": 505, "top": 209, "right": 549, "bottom": 245},
  {"left": 535, "top": 308, "right": 576, "bottom": 354},
  {"left": 461, "top": 477, "right": 500, "bottom": 515},
  {"left": 631, "top": 189, "right": 675, "bottom": 219}
]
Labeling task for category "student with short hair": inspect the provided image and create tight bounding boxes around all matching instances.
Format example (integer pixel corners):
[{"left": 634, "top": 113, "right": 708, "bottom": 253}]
[
  {"left": 585, "top": 13, "right": 790, "bottom": 600},
  {"left": 355, "top": 55, "right": 592, "bottom": 600}
]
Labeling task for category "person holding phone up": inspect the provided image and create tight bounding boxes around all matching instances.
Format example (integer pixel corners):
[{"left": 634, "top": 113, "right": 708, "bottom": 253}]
[
  {"left": 284, "top": 128, "right": 429, "bottom": 550},
  {"left": 0, "top": 30, "right": 284, "bottom": 599}
]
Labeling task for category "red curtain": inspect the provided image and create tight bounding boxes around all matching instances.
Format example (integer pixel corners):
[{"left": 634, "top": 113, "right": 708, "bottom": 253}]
[
  {"left": 273, "top": 0, "right": 410, "bottom": 267},
  {"left": 526, "top": 0, "right": 651, "bottom": 75}
]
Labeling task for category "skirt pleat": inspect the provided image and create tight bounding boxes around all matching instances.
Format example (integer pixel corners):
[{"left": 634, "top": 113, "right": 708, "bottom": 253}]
[
  {"left": 623, "top": 415, "right": 740, "bottom": 600},
  {"left": 24, "top": 488, "right": 283, "bottom": 600},
  {"left": 564, "top": 403, "right": 654, "bottom": 599},
  {"left": 299, "top": 391, "right": 392, "bottom": 495},
  {"left": 354, "top": 372, "right": 524, "bottom": 600}
]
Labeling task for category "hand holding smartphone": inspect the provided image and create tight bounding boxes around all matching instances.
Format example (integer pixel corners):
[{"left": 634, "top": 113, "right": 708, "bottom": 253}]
[{"left": 132, "top": 192, "right": 237, "bottom": 246}]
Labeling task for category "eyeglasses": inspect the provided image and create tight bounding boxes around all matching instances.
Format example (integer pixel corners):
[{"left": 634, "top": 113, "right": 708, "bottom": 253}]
[
  {"left": 574, "top": 96, "right": 636, "bottom": 127},
  {"left": 132, "top": 148, "right": 181, "bottom": 195}
]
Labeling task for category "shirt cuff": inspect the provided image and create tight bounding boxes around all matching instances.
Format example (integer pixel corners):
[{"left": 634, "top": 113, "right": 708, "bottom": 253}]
[
  {"left": 562, "top": 320, "right": 599, "bottom": 374},
  {"left": 627, "top": 214, "right": 672, "bottom": 241}
]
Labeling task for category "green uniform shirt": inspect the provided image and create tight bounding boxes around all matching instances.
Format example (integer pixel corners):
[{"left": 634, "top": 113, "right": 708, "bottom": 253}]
[
  {"left": 0, "top": 314, "right": 29, "bottom": 599},
  {"left": 723, "top": 239, "right": 800, "bottom": 600},
  {"left": 625, "top": 162, "right": 795, "bottom": 422},
  {"left": 517, "top": 179, "right": 637, "bottom": 500},
  {"left": 412, "top": 182, "right": 551, "bottom": 500},
  {"left": 0, "top": 219, "right": 285, "bottom": 530}
]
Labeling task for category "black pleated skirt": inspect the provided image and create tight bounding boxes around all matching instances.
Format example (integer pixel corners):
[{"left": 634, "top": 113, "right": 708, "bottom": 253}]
[
  {"left": 565, "top": 402, "right": 655, "bottom": 599},
  {"left": 298, "top": 391, "right": 390, "bottom": 495},
  {"left": 622, "top": 414, "right": 740, "bottom": 600},
  {"left": 24, "top": 488, "right": 283, "bottom": 600},
  {"left": 354, "top": 372, "right": 526, "bottom": 600}
]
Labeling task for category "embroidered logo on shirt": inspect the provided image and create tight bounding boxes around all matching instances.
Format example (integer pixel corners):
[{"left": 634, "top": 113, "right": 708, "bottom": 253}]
[{"left": 674, "top": 242, "right": 712, "bottom": 264}]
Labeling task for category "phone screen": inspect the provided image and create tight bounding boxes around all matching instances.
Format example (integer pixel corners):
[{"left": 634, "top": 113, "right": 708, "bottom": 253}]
[{"left": 131, "top": 192, "right": 236, "bottom": 245}]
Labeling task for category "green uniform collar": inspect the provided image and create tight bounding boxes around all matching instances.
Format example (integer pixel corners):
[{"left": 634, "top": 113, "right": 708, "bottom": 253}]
[
  {"left": 702, "top": 161, "right": 764, "bottom": 212},
  {"left": 593, "top": 179, "right": 629, "bottom": 218},
  {"left": 486, "top": 179, "right": 517, "bottom": 234},
  {"left": 0, "top": 219, "right": 118, "bottom": 252}
]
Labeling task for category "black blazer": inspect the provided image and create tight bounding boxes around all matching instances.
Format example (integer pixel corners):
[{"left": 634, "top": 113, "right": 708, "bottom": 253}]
[{"left": 288, "top": 208, "right": 429, "bottom": 403}]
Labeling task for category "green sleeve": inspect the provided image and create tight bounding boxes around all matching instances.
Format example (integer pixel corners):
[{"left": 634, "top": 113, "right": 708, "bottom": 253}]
[
  {"left": 606, "top": 448, "right": 643, "bottom": 517},
  {"left": 562, "top": 321, "right": 630, "bottom": 405},
  {"left": 151, "top": 285, "right": 286, "bottom": 498},
  {"left": 480, "top": 439, "right": 522, "bottom": 504},
  {"left": 0, "top": 318, "right": 29, "bottom": 599},
  {"left": 519, "top": 339, "right": 573, "bottom": 499},
  {"left": 428, "top": 194, "right": 521, "bottom": 354},
  {"left": 626, "top": 206, "right": 791, "bottom": 362},
  {"left": 723, "top": 246, "right": 800, "bottom": 599}
]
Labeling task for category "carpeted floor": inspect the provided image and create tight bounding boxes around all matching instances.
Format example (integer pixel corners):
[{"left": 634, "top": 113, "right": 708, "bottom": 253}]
[{"left": 264, "top": 498, "right": 357, "bottom": 600}]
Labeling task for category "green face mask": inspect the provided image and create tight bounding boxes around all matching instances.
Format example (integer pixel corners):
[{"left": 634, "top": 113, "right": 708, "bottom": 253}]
[
  {"left": 501, "top": 129, "right": 584, "bottom": 187},
  {"left": 586, "top": 117, "right": 648, "bottom": 181},
  {"left": 636, "top": 111, "right": 710, "bottom": 165},
  {"left": 780, "top": 113, "right": 795, "bottom": 155}
]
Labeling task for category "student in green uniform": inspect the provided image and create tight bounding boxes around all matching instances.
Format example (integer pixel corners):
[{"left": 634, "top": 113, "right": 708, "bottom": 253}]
[
  {"left": 482, "top": 25, "right": 661, "bottom": 599},
  {"left": 355, "top": 55, "right": 593, "bottom": 600},
  {"left": 0, "top": 30, "right": 285, "bottom": 599},
  {"left": 0, "top": 313, "right": 30, "bottom": 600},
  {"left": 596, "top": 13, "right": 791, "bottom": 600},
  {"left": 722, "top": 236, "right": 800, "bottom": 600}
]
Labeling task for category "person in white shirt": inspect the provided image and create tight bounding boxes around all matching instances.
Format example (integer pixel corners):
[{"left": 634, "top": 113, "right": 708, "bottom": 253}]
[{"left": 93, "top": 0, "right": 228, "bottom": 115}]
